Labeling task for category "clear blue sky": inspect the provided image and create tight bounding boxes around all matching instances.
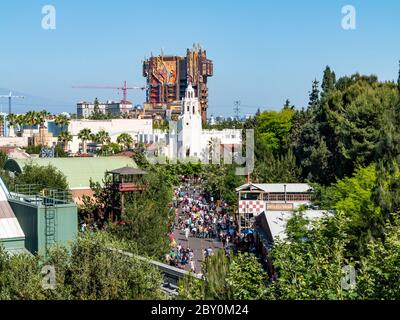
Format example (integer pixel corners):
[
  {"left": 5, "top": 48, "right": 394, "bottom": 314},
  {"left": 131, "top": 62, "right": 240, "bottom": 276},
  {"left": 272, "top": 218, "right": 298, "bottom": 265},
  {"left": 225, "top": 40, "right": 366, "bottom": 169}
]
[{"left": 0, "top": 0, "right": 399, "bottom": 116}]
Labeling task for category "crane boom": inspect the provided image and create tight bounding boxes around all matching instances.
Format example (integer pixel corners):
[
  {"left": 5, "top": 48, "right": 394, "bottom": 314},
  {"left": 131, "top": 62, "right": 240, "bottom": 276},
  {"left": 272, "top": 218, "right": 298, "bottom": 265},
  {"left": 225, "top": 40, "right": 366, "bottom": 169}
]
[
  {"left": 72, "top": 81, "right": 147, "bottom": 103},
  {"left": 0, "top": 91, "right": 24, "bottom": 114}
]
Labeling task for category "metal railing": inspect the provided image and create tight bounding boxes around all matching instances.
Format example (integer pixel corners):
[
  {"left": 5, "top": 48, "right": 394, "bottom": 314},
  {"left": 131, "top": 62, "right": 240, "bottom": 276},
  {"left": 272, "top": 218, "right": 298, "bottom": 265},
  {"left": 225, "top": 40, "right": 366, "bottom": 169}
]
[{"left": 9, "top": 184, "right": 73, "bottom": 206}]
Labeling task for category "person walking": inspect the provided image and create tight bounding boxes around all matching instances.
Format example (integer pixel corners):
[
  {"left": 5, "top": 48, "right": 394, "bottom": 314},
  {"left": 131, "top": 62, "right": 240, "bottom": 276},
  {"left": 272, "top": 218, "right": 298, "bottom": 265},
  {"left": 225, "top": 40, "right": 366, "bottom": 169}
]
[
  {"left": 189, "top": 259, "right": 196, "bottom": 273},
  {"left": 185, "top": 226, "right": 190, "bottom": 241}
]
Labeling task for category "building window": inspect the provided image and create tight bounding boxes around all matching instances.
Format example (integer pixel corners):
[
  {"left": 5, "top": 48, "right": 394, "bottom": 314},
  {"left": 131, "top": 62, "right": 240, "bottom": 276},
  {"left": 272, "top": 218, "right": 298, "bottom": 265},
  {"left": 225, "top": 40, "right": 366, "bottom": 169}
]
[{"left": 266, "top": 193, "right": 312, "bottom": 202}]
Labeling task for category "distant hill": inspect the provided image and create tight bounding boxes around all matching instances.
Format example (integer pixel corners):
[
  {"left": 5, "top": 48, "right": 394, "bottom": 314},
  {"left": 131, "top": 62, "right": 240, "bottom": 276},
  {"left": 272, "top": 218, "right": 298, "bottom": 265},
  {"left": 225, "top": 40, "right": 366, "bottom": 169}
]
[{"left": 0, "top": 88, "right": 74, "bottom": 114}]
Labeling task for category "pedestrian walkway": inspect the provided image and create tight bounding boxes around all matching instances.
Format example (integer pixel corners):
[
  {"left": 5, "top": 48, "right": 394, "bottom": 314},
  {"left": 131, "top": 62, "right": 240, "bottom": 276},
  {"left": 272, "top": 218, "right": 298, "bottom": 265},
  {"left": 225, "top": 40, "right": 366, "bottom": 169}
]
[
  {"left": 173, "top": 228, "right": 223, "bottom": 273},
  {"left": 167, "top": 179, "right": 233, "bottom": 273}
]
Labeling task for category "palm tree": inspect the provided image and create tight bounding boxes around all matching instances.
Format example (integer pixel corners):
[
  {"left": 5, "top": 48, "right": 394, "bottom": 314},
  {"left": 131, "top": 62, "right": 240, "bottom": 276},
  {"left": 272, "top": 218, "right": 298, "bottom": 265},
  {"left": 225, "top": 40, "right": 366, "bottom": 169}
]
[
  {"left": 15, "top": 114, "right": 28, "bottom": 137},
  {"left": 54, "top": 114, "right": 71, "bottom": 129},
  {"left": 5, "top": 113, "right": 17, "bottom": 136},
  {"left": 78, "top": 128, "right": 92, "bottom": 154},
  {"left": 6, "top": 113, "right": 17, "bottom": 127},
  {"left": 117, "top": 133, "right": 134, "bottom": 151},
  {"left": 58, "top": 131, "right": 73, "bottom": 152},
  {"left": 24, "top": 111, "right": 37, "bottom": 137},
  {"left": 94, "top": 130, "right": 111, "bottom": 145},
  {"left": 36, "top": 110, "right": 50, "bottom": 128}
]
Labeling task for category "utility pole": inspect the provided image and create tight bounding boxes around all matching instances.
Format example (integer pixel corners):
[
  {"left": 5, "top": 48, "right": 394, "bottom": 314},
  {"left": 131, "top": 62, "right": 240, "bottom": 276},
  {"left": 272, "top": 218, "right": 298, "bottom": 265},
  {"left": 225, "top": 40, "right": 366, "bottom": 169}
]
[{"left": 234, "top": 100, "right": 241, "bottom": 121}]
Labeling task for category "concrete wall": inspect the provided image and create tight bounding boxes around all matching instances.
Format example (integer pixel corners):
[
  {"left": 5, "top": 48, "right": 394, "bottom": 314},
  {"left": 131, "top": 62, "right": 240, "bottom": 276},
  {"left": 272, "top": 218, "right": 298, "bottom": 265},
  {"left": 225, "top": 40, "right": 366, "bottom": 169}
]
[{"left": 0, "top": 137, "right": 28, "bottom": 148}]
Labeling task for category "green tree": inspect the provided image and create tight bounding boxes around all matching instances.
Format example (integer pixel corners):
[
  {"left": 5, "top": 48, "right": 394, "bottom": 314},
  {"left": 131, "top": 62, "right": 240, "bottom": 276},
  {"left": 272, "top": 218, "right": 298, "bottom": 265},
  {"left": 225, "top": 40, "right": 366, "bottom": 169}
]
[
  {"left": 264, "top": 214, "right": 354, "bottom": 300},
  {"left": 117, "top": 133, "right": 134, "bottom": 151},
  {"left": 252, "top": 149, "right": 301, "bottom": 183},
  {"left": 114, "top": 168, "right": 174, "bottom": 258},
  {"left": 15, "top": 163, "right": 69, "bottom": 191},
  {"left": 0, "top": 248, "right": 46, "bottom": 300},
  {"left": 78, "top": 128, "right": 92, "bottom": 154},
  {"left": 226, "top": 253, "right": 267, "bottom": 300},
  {"left": 0, "top": 233, "right": 166, "bottom": 300},
  {"left": 308, "top": 79, "right": 320, "bottom": 109},
  {"left": 94, "top": 129, "right": 111, "bottom": 145},
  {"left": 6, "top": 113, "right": 18, "bottom": 131},
  {"left": 58, "top": 131, "right": 73, "bottom": 152},
  {"left": 355, "top": 216, "right": 400, "bottom": 299},
  {"left": 97, "top": 142, "right": 122, "bottom": 156},
  {"left": 255, "top": 108, "right": 294, "bottom": 156},
  {"left": 47, "top": 233, "right": 165, "bottom": 300},
  {"left": 397, "top": 60, "right": 400, "bottom": 88},
  {"left": 178, "top": 251, "right": 267, "bottom": 300},
  {"left": 132, "top": 143, "right": 149, "bottom": 168},
  {"left": 321, "top": 66, "right": 336, "bottom": 96},
  {"left": 54, "top": 114, "right": 71, "bottom": 129},
  {"left": 201, "top": 164, "right": 245, "bottom": 208}
]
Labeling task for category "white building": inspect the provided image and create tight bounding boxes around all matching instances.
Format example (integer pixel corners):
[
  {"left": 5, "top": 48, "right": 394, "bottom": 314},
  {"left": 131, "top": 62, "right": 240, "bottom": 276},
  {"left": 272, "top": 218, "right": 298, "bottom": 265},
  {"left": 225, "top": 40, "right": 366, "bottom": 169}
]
[
  {"left": 177, "top": 84, "right": 203, "bottom": 158},
  {"left": 77, "top": 101, "right": 133, "bottom": 118},
  {"left": 138, "top": 84, "right": 242, "bottom": 161},
  {"left": 77, "top": 101, "right": 107, "bottom": 118},
  {"left": 67, "top": 118, "right": 153, "bottom": 153},
  {"left": 106, "top": 101, "right": 132, "bottom": 116},
  {"left": 236, "top": 183, "right": 313, "bottom": 216},
  {"left": 236, "top": 182, "right": 316, "bottom": 232},
  {"left": 256, "top": 210, "right": 330, "bottom": 243}
]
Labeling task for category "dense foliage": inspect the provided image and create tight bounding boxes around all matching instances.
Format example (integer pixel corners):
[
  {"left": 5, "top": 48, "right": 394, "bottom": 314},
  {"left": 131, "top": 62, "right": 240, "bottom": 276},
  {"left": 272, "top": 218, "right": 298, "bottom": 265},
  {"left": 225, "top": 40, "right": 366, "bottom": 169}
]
[
  {"left": 15, "top": 163, "right": 69, "bottom": 192},
  {"left": 0, "top": 233, "right": 165, "bottom": 300},
  {"left": 178, "top": 250, "right": 267, "bottom": 300}
]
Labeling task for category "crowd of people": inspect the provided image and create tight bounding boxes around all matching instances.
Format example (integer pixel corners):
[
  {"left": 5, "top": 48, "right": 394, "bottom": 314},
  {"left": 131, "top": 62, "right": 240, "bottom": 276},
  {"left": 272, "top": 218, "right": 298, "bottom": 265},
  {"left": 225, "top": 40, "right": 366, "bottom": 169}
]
[
  {"left": 174, "top": 185, "right": 235, "bottom": 240},
  {"left": 166, "top": 242, "right": 196, "bottom": 272},
  {"left": 166, "top": 178, "right": 262, "bottom": 272}
]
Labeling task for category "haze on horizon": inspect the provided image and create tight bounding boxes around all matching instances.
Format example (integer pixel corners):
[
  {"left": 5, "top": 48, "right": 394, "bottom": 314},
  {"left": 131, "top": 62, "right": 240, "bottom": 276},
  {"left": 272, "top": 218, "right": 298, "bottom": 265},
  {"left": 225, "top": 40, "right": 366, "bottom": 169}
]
[{"left": 0, "top": 0, "right": 399, "bottom": 116}]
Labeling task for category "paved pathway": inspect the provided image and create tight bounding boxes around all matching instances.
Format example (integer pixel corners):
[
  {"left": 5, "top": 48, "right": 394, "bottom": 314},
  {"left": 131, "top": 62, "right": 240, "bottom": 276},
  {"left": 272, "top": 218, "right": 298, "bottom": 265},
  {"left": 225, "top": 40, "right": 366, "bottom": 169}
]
[
  {"left": 173, "top": 182, "right": 224, "bottom": 273},
  {"left": 173, "top": 228, "right": 223, "bottom": 273}
]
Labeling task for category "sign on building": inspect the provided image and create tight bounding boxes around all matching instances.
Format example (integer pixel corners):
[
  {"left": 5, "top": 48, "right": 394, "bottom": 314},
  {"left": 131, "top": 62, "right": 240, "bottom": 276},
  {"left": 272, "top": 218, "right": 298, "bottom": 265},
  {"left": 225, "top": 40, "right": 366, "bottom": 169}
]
[{"left": 266, "top": 203, "right": 294, "bottom": 211}]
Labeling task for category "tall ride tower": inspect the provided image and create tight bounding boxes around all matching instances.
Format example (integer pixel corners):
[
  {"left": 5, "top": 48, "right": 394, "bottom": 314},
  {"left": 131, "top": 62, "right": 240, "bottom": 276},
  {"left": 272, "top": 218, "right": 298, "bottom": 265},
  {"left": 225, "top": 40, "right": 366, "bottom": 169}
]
[{"left": 143, "top": 45, "right": 213, "bottom": 123}]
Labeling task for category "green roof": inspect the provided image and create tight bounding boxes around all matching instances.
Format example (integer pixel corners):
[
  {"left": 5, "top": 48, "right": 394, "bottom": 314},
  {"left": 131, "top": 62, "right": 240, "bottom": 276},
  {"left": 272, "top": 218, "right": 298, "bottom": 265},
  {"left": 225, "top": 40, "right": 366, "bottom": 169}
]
[{"left": 4, "top": 157, "right": 137, "bottom": 189}]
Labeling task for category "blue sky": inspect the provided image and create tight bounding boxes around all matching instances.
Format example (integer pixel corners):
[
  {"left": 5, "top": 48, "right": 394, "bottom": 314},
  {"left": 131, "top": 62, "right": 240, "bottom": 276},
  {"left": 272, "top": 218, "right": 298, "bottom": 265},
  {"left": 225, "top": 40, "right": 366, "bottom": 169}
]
[{"left": 0, "top": 0, "right": 399, "bottom": 116}]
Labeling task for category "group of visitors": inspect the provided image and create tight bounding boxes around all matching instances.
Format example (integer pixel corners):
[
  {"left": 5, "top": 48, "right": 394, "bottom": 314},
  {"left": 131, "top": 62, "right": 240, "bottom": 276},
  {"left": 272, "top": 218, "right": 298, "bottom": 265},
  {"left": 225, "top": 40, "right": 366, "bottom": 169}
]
[
  {"left": 166, "top": 242, "right": 196, "bottom": 273},
  {"left": 174, "top": 185, "right": 236, "bottom": 246},
  {"left": 168, "top": 177, "right": 264, "bottom": 274}
]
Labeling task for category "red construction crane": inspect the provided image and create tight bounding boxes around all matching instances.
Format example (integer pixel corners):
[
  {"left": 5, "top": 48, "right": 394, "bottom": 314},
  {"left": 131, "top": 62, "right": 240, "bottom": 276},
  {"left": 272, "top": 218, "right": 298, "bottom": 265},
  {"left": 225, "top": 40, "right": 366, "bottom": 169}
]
[{"left": 72, "top": 81, "right": 147, "bottom": 103}]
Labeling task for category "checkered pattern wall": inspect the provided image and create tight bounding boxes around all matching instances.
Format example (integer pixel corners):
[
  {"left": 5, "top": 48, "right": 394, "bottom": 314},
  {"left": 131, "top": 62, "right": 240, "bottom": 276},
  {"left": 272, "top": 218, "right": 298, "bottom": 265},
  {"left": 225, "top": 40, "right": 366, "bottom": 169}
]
[{"left": 238, "top": 200, "right": 265, "bottom": 214}]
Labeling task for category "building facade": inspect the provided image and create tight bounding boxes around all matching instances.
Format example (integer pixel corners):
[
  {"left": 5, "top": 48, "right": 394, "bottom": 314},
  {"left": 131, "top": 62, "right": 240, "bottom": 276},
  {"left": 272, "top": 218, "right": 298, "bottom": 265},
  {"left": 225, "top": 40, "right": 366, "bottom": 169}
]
[
  {"left": 138, "top": 85, "right": 242, "bottom": 162},
  {"left": 236, "top": 183, "right": 313, "bottom": 230},
  {"left": 143, "top": 45, "right": 213, "bottom": 123},
  {"left": 77, "top": 101, "right": 133, "bottom": 119},
  {"left": 77, "top": 101, "right": 107, "bottom": 118},
  {"left": 67, "top": 118, "right": 152, "bottom": 153}
]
